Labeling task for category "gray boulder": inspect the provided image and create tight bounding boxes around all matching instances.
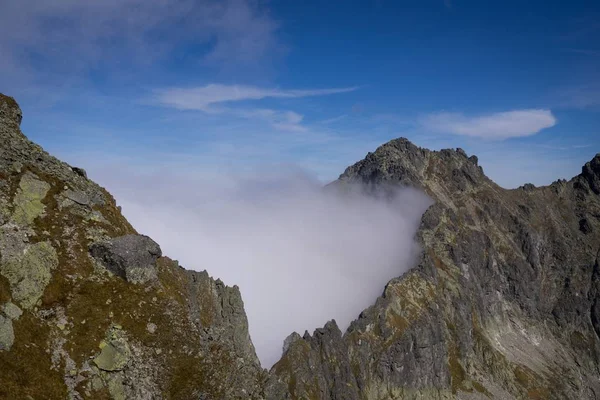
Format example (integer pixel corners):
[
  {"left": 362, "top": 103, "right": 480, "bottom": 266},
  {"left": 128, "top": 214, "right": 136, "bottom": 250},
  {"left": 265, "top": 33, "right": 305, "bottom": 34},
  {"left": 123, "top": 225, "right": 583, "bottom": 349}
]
[{"left": 90, "top": 234, "right": 162, "bottom": 284}]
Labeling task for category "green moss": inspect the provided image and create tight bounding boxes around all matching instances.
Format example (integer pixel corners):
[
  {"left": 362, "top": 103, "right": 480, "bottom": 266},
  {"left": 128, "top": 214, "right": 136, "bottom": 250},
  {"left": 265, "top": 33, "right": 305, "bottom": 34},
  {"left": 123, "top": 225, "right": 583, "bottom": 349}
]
[
  {"left": 387, "top": 311, "right": 409, "bottom": 333},
  {"left": 472, "top": 381, "right": 492, "bottom": 398},
  {"left": 272, "top": 340, "right": 313, "bottom": 400},
  {"left": 0, "top": 162, "right": 249, "bottom": 397},
  {"left": 569, "top": 331, "right": 588, "bottom": 350},
  {"left": 0, "top": 314, "right": 68, "bottom": 399},
  {"left": 0, "top": 275, "right": 11, "bottom": 304},
  {"left": 513, "top": 366, "right": 551, "bottom": 400},
  {"left": 514, "top": 366, "right": 530, "bottom": 386},
  {"left": 167, "top": 341, "right": 238, "bottom": 400},
  {"left": 448, "top": 341, "right": 466, "bottom": 394}
]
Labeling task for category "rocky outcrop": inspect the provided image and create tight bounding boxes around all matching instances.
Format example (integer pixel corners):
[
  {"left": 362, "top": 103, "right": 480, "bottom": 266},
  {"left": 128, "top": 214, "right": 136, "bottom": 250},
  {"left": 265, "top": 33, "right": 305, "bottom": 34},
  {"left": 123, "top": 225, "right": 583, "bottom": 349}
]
[
  {"left": 1, "top": 93, "right": 599, "bottom": 399},
  {"left": 265, "top": 138, "right": 600, "bottom": 399},
  {"left": 0, "top": 94, "right": 263, "bottom": 399},
  {"left": 90, "top": 234, "right": 162, "bottom": 284}
]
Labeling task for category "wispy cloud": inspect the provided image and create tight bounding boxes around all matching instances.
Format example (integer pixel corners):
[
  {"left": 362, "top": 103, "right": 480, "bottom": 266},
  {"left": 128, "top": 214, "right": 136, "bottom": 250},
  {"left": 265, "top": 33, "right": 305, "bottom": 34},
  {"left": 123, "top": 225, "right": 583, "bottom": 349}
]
[
  {"left": 153, "top": 84, "right": 358, "bottom": 131},
  {"left": 0, "top": 0, "right": 280, "bottom": 81},
  {"left": 154, "top": 84, "right": 359, "bottom": 111},
  {"left": 556, "top": 83, "right": 600, "bottom": 110},
  {"left": 319, "top": 115, "right": 348, "bottom": 124},
  {"left": 420, "top": 109, "right": 557, "bottom": 139}
]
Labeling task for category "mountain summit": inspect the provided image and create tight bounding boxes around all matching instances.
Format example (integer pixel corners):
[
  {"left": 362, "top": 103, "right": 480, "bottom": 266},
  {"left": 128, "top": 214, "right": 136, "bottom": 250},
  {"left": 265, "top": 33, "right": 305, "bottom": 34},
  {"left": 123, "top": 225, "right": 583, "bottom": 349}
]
[{"left": 1, "top": 93, "right": 599, "bottom": 399}]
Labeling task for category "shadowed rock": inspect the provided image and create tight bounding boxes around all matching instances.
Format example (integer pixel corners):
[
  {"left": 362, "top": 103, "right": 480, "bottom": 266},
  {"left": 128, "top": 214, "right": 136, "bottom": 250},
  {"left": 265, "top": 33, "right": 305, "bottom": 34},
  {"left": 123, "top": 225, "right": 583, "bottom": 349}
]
[{"left": 90, "top": 234, "right": 162, "bottom": 284}]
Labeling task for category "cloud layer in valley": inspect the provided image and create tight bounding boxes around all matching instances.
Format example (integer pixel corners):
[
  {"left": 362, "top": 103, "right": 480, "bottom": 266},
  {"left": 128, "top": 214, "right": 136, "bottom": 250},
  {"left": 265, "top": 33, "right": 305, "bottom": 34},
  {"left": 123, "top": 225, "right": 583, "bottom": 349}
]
[{"left": 91, "top": 166, "right": 431, "bottom": 368}]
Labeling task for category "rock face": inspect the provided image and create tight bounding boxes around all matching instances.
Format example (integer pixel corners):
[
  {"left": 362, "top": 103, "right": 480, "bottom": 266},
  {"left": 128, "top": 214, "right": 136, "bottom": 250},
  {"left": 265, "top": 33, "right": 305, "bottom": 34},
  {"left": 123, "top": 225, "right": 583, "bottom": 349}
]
[
  {"left": 0, "top": 93, "right": 599, "bottom": 399},
  {"left": 267, "top": 139, "right": 600, "bottom": 399},
  {"left": 0, "top": 94, "right": 262, "bottom": 399},
  {"left": 90, "top": 234, "right": 162, "bottom": 284}
]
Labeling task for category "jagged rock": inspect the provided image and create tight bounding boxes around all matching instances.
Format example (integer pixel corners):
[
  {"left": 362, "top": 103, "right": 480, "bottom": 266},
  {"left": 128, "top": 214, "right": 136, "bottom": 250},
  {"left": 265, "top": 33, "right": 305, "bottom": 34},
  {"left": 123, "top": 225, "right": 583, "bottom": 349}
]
[
  {"left": 71, "top": 167, "right": 88, "bottom": 179},
  {"left": 581, "top": 154, "right": 600, "bottom": 194},
  {"left": 267, "top": 139, "right": 600, "bottom": 399},
  {"left": 89, "top": 234, "right": 162, "bottom": 284},
  {"left": 282, "top": 331, "right": 301, "bottom": 354},
  {"left": 1, "top": 93, "right": 599, "bottom": 399},
  {"left": 0, "top": 94, "right": 22, "bottom": 127},
  {"left": 0, "top": 94, "right": 264, "bottom": 399}
]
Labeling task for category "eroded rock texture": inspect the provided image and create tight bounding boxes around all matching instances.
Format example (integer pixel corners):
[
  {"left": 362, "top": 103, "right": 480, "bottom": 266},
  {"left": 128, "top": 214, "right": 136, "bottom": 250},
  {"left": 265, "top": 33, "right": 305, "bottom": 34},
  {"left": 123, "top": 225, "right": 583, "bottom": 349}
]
[
  {"left": 0, "top": 94, "right": 262, "bottom": 399},
  {"left": 0, "top": 93, "right": 599, "bottom": 400},
  {"left": 267, "top": 139, "right": 600, "bottom": 399}
]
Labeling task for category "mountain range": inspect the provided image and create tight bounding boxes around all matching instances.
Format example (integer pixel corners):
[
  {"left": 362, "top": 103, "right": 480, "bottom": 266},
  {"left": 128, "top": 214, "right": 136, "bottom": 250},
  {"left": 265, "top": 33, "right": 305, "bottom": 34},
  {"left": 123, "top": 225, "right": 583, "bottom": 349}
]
[{"left": 1, "top": 92, "right": 599, "bottom": 399}]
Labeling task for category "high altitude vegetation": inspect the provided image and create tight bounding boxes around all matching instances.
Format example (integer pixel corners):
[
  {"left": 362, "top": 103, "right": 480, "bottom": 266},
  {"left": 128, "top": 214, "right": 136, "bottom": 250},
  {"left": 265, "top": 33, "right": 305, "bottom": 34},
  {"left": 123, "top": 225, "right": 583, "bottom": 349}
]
[{"left": 1, "top": 93, "right": 599, "bottom": 399}]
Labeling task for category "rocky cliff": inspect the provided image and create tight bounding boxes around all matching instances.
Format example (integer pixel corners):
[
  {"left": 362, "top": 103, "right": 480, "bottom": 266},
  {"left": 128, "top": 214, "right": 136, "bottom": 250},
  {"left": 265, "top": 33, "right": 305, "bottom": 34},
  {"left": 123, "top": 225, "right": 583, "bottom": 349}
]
[
  {"left": 0, "top": 94, "right": 264, "bottom": 399},
  {"left": 268, "top": 139, "right": 600, "bottom": 399},
  {"left": 1, "top": 93, "right": 599, "bottom": 399}
]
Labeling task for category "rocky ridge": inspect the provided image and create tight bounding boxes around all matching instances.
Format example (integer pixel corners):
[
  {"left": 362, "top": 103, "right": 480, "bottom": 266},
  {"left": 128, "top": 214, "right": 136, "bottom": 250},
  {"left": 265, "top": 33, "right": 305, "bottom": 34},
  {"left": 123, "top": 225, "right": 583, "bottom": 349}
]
[
  {"left": 0, "top": 94, "right": 262, "bottom": 399},
  {"left": 268, "top": 139, "right": 600, "bottom": 399},
  {"left": 0, "top": 93, "right": 599, "bottom": 399}
]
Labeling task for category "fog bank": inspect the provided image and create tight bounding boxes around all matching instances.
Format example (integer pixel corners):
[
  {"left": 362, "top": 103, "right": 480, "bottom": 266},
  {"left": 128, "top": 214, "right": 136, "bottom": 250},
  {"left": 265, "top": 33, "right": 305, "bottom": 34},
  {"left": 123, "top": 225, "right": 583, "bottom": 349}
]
[{"left": 95, "top": 167, "right": 431, "bottom": 368}]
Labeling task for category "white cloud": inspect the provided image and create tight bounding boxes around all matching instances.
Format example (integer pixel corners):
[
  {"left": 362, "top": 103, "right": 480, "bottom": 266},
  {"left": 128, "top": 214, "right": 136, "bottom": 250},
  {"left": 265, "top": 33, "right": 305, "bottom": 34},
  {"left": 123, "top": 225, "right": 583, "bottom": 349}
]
[
  {"left": 420, "top": 109, "right": 557, "bottom": 139},
  {"left": 319, "top": 114, "right": 348, "bottom": 124},
  {"left": 86, "top": 164, "right": 431, "bottom": 369},
  {"left": 154, "top": 84, "right": 358, "bottom": 131},
  {"left": 154, "top": 84, "right": 358, "bottom": 111},
  {"left": 0, "top": 0, "right": 279, "bottom": 79}
]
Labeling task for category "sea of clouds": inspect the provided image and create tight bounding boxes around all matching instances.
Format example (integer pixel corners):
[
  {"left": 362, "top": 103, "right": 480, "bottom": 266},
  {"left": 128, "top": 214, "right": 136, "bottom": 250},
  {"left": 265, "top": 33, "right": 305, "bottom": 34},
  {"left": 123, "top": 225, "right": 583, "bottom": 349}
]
[{"left": 93, "top": 165, "right": 431, "bottom": 368}]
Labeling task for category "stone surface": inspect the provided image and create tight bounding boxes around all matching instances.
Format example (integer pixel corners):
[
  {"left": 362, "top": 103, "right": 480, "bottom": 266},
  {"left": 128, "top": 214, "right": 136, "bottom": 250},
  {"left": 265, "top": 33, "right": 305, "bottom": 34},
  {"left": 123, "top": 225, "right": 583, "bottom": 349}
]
[
  {"left": 11, "top": 172, "right": 51, "bottom": 225},
  {"left": 1, "top": 93, "right": 599, "bottom": 399},
  {"left": 0, "top": 93, "right": 263, "bottom": 399},
  {"left": 266, "top": 138, "right": 600, "bottom": 399},
  {"left": 1, "top": 302, "right": 22, "bottom": 320},
  {"left": 93, "top": 327, "right": 131, "bottom": 372},
  {"left": 89, "top": 234, "right": 162, "bottom": 284},
  {"left": 0, "top": 241, "right": 58, "bottom": 309}
]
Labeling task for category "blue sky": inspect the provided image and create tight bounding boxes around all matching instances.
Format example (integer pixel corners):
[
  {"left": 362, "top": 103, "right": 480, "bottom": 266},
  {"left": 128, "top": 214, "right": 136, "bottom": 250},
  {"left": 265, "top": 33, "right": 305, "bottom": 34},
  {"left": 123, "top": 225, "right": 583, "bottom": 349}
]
[{"left": 0, "top": 0, "right": 599, "bottom": 187}]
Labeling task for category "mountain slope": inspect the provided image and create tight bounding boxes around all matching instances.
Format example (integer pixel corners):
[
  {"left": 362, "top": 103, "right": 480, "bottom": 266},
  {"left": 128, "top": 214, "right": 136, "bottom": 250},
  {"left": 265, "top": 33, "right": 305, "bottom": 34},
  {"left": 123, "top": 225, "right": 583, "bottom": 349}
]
[
  {"left": 0, "top": 94, "right": 264, "bottom": 399},
  {"left": 1, "top": 93, "right": 599, "bottom": 399},
  {"left": 267, "top": 139, "right": 600, "bottom": 399}
]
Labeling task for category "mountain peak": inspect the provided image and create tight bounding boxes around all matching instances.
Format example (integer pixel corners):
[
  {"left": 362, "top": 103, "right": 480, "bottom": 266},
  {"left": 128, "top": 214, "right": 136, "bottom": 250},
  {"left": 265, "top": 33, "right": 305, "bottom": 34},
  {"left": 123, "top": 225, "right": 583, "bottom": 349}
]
[
  {"left": 580, "top": 153, "right": 600, "bottom": 194},
  {"left": 336, "top": 137, "right": 488, "bottom": 199},
  {"left": 0, "top": 94, "right": 23, "bottom": 127}
]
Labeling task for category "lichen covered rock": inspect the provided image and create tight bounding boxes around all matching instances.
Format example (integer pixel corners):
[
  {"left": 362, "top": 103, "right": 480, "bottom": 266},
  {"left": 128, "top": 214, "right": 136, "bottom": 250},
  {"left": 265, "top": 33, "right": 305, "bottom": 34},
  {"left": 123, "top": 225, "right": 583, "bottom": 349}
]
[
  {"left": 1, "top": 92, "right": 599, "bottom": 399},
  {"left": 11, "top": 172, "right": 51, "bottom": 225},
  {"left": 0, "top": 241, "right": 58, "bottom": 309},
  {"left": 93, "top": 326, "right": 131, "bottom": 372},
  {"left": 1, "top": 302, "right": 22, "bottom": 320},
  {"left": 0, "top": 93, "right": 265, "bottom": 399}
]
